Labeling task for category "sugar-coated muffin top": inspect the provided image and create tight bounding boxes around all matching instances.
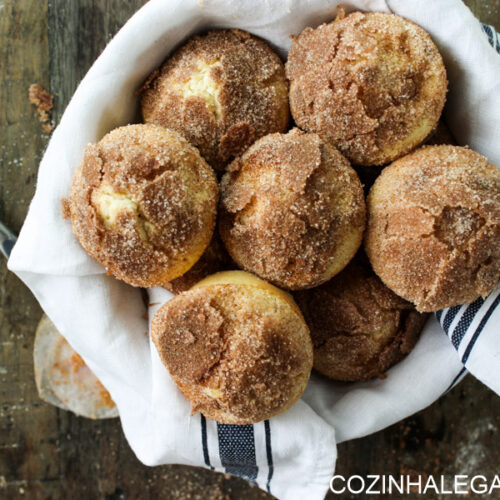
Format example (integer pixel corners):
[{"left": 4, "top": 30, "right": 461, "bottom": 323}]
[
  {"left": 68, "top": 124, "right": 218, "bottom": 287},
  {"left": 220, "top": 128, "right": 366, "bottom": 289},
  {"left": 141, "top": 29, "right": 289, "bottom": 172},
  {"left": 152, "top": 271, "right": 313, "bottom": 424},
  {"left": 286, "top": 11, "right": 447, "bottom": 166},
  {"left": 365, "top": 145, "right": 500, "bottom": 311},
  {"left": 294, "top": 257, "right": 426, "bottom": 381}
]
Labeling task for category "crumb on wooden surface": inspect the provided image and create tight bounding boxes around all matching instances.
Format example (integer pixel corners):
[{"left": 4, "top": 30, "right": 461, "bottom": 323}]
[{"left": 28, "top": 83, "right": 54, "bottom": 132}]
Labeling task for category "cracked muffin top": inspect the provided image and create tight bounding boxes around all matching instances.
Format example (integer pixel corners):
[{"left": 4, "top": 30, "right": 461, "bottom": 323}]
[
  {"left": 151, "top": 271, "right": 313, "bottom": 424},
  {"left": 68, "top": 124, "right": 218, "bottom": 288},
  {"left": 365, "top": 145, "right": 500, "bottom": 312},
  {"left": 294, "top": 257, "right": 426, "bottom": 381},
  {"left": 286, "top": 10, "right": 447, "bottom": 166},
  {"left": 219, "top": 128, "right": 366, "bottom": 290},
  {"left": 140, "top": 29, "right": 289, "bottom": 173}
]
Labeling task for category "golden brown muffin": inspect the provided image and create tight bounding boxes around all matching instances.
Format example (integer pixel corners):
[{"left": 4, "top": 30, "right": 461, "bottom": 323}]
[
  {"left": 151, "top": 271, "right": 313, "bottom": 424},
  {"left": 365, "top": 145, "right": 500, "bottom": 312},
  {"left": 69, "top": 124, "right": 218, "bottom": 288},
  {"left": 164, "top": 233, "right": 233, "bottom": 294},
  {"left": 140, "top": 29, "right": 289, "bottom": 173},
  {"left": 286, "top": 11, "right": 447, "bottom": 166},
  {"left": 294, "top": 258, "right": 426, "bottom": 381},
  {"left": 219, "top": 128, "right": 366, "bottom": 290}
]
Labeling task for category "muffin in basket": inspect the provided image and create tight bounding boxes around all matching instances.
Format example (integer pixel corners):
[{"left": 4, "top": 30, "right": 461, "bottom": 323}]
[
  {"left": 68, "top": 124, "right": 218, "bottom": 288},
  {"left": 366, "top": 145, "right": 500, "bottom": 311},
  {"left": 294, "top": 256, "right": 426, "bottom": 381},
  {"left": 219, "top": 128, "right": 366, "bottom": 290},
  {"left": 152, "top": 271, "right": 313, "bottom": 424},
  {"left": 286, "top": 11, "right": 447, "bottom": 166},
  {"left": 141, "top": 29, "right": 289, "bottom": 173}
]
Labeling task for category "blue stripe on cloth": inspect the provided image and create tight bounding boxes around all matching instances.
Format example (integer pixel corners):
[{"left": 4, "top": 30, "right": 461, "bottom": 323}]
[
  {"left": 443, "top": 367, "right": 468, "bottom": 395},
  {"left": 482, "top": 24, "right": 495, "bottom": 47},
  {"left": 482, "top": 24, "right": 500, "bottom": 53},
  {"left": 461, "top": 292, "right": 500, "bottom": 364},
  {"left": 217, "top": 424, "right": 258, "bottom": 483},
  {"left": 441, "top": 305, "right": 462, "bottom": 333},
  {"left": 436, "top": 310, "right": 443, "bottom": 322},
  {"left": 201, "top": 415, "right": 214, "bottom": 470},
  {"left": 450, "top": 297, "right": 485, "bottom": 349},
  {"left": 264, "top": 420, "right": 274, "bottom": 493}
]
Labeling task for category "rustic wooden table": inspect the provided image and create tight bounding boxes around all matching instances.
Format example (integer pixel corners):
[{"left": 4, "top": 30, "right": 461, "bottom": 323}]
[{"left": 1, "top": 1, "right": 499, "bottom": 499}]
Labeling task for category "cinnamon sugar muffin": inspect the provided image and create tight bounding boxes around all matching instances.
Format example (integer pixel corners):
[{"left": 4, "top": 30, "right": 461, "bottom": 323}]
[
  {"left": 219, "top": 128, "right": 366, "bottom": 290},
  {"left": 294, "top": 258, "right": 426, "bottom": 381},
  {"left": 69, "top": 124, "right": 218, "bottom": 288},
  {"left": 151, "top": 271, "right": 313, "bottom": 424},
  {"left": 286, "top": 11, "right": 447, "bottom": 166},
  {"left": 365, "top": 145, "right": 500, "bottom": 312},
  {"left": 164, "top": 233, "right": 233, "bottom": 294},
  {"left": 140, "top": 29, "right": 289, "bottom": 173}
]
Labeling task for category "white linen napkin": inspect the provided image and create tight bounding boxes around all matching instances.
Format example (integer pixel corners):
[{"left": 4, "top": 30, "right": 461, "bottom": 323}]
[{"left": 8, "top": 1, "right": 500, "bottom": 499}]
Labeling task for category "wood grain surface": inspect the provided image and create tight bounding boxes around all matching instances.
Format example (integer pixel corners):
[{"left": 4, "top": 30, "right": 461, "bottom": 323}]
[{"left": 0, "top": 1, "right": 499, "bottom": 499}]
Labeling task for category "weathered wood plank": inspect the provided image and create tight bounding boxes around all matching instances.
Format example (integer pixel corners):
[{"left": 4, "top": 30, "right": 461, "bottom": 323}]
[
  {"left": 464, "top": 0, "right": 500, "bottom": 27},
  {"left": 0, "top": 1, "right": 59, "bottom": 499}
]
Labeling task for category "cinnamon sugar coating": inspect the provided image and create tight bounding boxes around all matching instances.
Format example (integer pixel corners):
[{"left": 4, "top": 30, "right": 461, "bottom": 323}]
[
  {"left": 286, "top": 12, "right": 447, "bottom": 166},
  {"left": 140, "top": 29, "right": 289, "bottom": 173},
  {"left": 219, "top": 128, "right": 366, "bottom": 290},
  {"left": 365, "top": 145, "right": 500, "bottom": 312},
  {"left": 164, "top": 233, "right": 233, "bottom": 294},
  {"left": 294, "top": 257, "right": 426, "bottom": 381},
  {"left": 69, "top": 124, "right": 218, "bottom": 288},
  {"left": 151, "top": 274, "right": 313, "bottom": 424}
]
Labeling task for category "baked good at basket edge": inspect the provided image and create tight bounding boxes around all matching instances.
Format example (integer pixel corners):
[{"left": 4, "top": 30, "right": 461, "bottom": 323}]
[
  {"left": 151, "top": 270, "right": 313, "bottom": 424},
  {"left": 141, "top": 29, "right": 290, "bottom": 173},
  {"left": 294, "top": 255, "right": 427, "bottom": 381},
  {"left": 68, "top": 124, "right": 218, "bottom": 288},
  {"left": 286, "top": 10, "right": 447, "bottom": 166},
  {"left": 365, "top": 145, "right": 500, "bottom": 312}
]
